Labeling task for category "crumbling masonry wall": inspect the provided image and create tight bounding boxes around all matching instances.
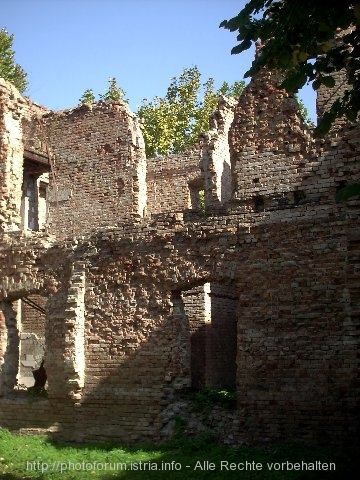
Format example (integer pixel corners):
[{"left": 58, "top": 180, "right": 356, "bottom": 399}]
[
  {"left": 0, "top": 78, "right": 49, "bottom": 233},
  {"left": 42, "top": 102, "right": 147, "bottom": 239},
  {"left": 0, "top": 73, "right": 359, "bottom": 447},
  {"left": 0, "top": 79, "right": 26, "bottom": 232},
  {"left": 181, "top": 282, "right": 237, "bottom": 390},
  {"left": 18, "top": 296, "right": 47, "bottom": 388},
  {"left": 147, "top": 147, "right": 201, "bottom": 214},
  {"left": 202, "top": 96, "right": 237, "bottom": 209}
]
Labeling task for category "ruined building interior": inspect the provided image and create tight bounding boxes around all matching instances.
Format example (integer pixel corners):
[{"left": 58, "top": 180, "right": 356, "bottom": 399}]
[{"left": 0, "top": 63, "right": 359, "bottom": 446}]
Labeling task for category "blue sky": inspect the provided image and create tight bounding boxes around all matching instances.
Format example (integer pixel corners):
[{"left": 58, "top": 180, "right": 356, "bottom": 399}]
[{"left": 2, "top": 0, "right": 316, "bottom": 121}]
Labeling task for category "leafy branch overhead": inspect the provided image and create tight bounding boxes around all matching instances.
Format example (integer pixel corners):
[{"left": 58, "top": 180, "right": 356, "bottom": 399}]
[{"left": 220, "top": 0, "right": 360, "bottom": 136}]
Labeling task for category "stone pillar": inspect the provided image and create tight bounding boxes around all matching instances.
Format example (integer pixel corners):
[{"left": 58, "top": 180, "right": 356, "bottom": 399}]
[{"left": 0, "top": 79, "right": 26, "bottom": 232}]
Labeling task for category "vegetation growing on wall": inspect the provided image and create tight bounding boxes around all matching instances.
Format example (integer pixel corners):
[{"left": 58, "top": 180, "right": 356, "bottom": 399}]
[{"left": 79, "top": 78, "right": 127, "bottom": 105}]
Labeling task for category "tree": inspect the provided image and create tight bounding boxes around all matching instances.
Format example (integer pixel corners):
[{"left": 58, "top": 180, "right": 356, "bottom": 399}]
[
  {"left": 79, "top": 78, "right": 128, "bottom": 105},
  {"left": 138, "top": 66, "right": 245, "bottom": 157},
  {"left": 99, "top": 77, "right": 127, "bottom": 102},
  {"left": 78, "top": 88, "right": 96, "bottom": 105},
  {"left": 0, "top": 27, "right": 27, "bottom": 93},
  {"left": 295, "top": 94, "right": 314, "bottom": 127},
  {"left": 220, "top": 0, "right": 360, "bottom": 136}
]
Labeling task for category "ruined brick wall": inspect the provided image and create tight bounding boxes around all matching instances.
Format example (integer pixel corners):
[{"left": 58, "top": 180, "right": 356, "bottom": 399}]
[
  {"left": 146, "top": 147, "right": 202, "bottom": 214},
  {"left": 181, "top": 283, "right": 237, "bottom": 390},
  {"left": 146, "top": 96, "right": 237, "bottom": 216},
  {"left": 206, "top": 282, "right": 237, "bottom": 390},
  {"left": 22, "top": 102, "right": 50, "bottom": 158},
  {"left": 0, "top": 199, "right": 359, "bottom": 445},
  {"left": 42, "top": 101, "right": 147, "bottom": 239},
  {"left": 181, "top": 285, "right": 209, "bottom": 389},
  {"left": 0, "top": 302, "right": 18, "bottom": 394},
  {"left": 0, "top": 79, "right": 26, "bottom": 231},
  {"left": 202, "top": 96, "right": 237, "bottom": 209},
  {"left": 234, "top": 211, "right": 359, "bottom": 445},
  {"left": 229, "top": 68, "right": 360, "bottom": 213},
  {"left": 229, "top": 69, "right": 314, "bottom": 213},
  {"left": 21, "top": 295, "right": 46, "bottom": 335},
  {"left": 0, "top": 72, "right": 359, "bottom": 448},
  {"left": 0, "top": 78, "right": 50, "bottom": 233},
  {"left": 223, "top": 66, "right": 359, "bottom": 444}
]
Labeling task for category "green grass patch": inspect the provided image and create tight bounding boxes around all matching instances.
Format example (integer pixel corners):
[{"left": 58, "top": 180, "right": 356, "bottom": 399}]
[{"left": 0, "top": 428, "right": 358, "bottom": 479}]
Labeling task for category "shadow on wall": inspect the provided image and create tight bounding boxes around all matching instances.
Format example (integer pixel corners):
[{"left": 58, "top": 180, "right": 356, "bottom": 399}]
[
  {"left": 39, "top": 228, "right": 241, "bottom": 443},
  {"left": 221, "top": 160, "right": 232, "bottom": 205},
  {"left": 1, "top": 205, "right": 359, "bottom": 447},
  {"left": 0, "top": 302, "right": 19, "bottom": 395},
  {"left": 46, "top": 292, "right": 191, "bottom": 443},
  {"left": 179, "top": 282, "right": 238, "bottom": 391},
  {"left": 47, "top": 272, "right": 240, "bottom": 443},
  {"left": 0, "top": 295, "right": 48, "bottom": 395}
]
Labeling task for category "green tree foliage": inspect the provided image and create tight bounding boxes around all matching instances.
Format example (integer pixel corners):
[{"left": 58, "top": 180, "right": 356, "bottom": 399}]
[
  {"left": 79, "top": 78, "right": 128, "bottom": 105},
  {"left": 295, "top": 94, "right": 314, "bottom": 127},
  {"left": 220, "top": 0, "right": 360, "bottom": 136},
  {"left": 336, "top": 183, "right": 360, "bottom": 202},
  {"left": 0, "top": 27, "right": 27, "bottom": 93},
  {"left": 138, "top": 66, "right": 245, "bottom": 157},
  {"left": 78, "top": 88, "right": 96, "bottom": 104},
  {"left": 99, "top": 77, "right": 127, "bottom": 102}
]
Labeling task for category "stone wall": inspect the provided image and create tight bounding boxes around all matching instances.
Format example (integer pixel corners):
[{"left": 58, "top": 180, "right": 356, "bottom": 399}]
[
  {"left": 181, "top": 282, "right": 237, "bottom": 390},
  {"left": 229, "top": 69, "right": 314, "bottom": 213},
  {"left": 147, "top": 147, "right": 202, "bottom": 214},
  {"left": 0, "top": 74, "right": 359, "bottom": 448},
  {"left": 202, "top": 96, "right": 237, "bottom": 209},
  {"left": 0, "top": 78, "right": 50, "bottom": 233},
  {"left": 18, "top": 296, "right": 47, "bottom": 388},
  {"left": 0, "top": 79, "right": 26, "bottom": 231},
  {"left": 42, "top": 101, "right": 147, "bottom": 239}
]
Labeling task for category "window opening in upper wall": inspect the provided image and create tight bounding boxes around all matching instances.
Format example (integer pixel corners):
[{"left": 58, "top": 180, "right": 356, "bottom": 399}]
[
  {"left": 21, "top": 156, "right": 50, "bottom": 232},
  {"left": 188, "top": 178, "right": 206, "bottom": 211}
]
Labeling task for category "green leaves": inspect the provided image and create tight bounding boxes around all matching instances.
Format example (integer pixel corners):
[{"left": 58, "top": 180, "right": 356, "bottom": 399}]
[
  {"left": 0, "top": 27, "right": 27, "bottom": 93},
  {"left": 336, "top": 183, "right": 360, "bottom": 202},
  {"left": 281, "top": 69, "right": 308, "bottom": 92},
  {"left": 99, "top": 77, "right": 127, "bottom": 102},
  {"left": 231, "top": 40, "right": 251, "bottom": 55},
  {"left": 78, "top": 78, "right": 128, "bottom": 106},
  {"left": 138, "top": 67, "right": 245, "bottom": 158},
  {"left": 220, "top": 1, "right": 360, "bottom": 134},
  {"left": 295, "top": 94, "right": 314, "bottom": 126},
  {"left": 78, "top": 88, "right": 96, "bottom": 105},
  {"left": 313, "top": 75, "right": 336, "bottom": 90}
]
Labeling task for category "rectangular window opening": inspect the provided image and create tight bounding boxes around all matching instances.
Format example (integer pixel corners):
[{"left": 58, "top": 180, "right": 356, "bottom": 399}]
[{"left": 178, "top": 282, "right": 238, "bottom": 392}]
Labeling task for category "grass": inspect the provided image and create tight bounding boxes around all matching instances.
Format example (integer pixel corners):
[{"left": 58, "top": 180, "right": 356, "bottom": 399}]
[{"left": 0, "top": 428, "right": 358, "bottom": 480}]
